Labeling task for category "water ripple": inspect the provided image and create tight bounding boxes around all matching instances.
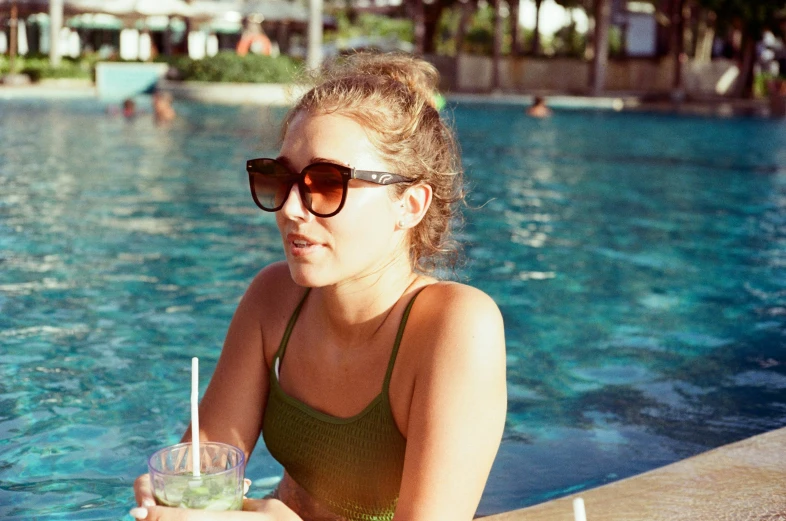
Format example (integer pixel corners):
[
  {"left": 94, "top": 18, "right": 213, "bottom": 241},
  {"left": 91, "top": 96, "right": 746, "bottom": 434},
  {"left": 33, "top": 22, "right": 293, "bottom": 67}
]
[{"left": 2, "top": 99, "right": 786, "bottom": 518}]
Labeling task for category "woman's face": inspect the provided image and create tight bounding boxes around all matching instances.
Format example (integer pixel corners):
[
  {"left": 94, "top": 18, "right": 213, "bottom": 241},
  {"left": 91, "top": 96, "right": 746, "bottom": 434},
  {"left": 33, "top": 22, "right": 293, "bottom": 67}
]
[{"left": 275, "top": 111, "right": 406, "bottom": 288}]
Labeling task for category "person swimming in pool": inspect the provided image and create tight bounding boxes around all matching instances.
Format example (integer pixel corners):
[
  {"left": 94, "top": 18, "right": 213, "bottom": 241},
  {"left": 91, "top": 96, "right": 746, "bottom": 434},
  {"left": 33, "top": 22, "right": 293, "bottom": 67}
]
[
  {"left": 122, "top": 98, "right": 136, "bottom": 118},
  {"left": 526, "top": 96, "right": 552, "bottom": 118},
  {"left": 152, "top": 91, "right": 176, "bottom": 124},
  {"left": 131, "top": 52, "right": 507, "bottom": 521}
]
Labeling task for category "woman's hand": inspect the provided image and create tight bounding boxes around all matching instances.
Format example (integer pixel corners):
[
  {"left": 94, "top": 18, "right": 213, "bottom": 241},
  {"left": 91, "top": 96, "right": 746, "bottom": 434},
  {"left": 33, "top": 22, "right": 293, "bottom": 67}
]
[
  {"left": 131, "top": 474, "right": 277, "bottom": 520},
  {"left": 133, "top": 473, "right": 253, "bottom": 505},
  {"left": 128, "top": 498, "right": 302, "bottom": 521},
  {"left": 131, "top": 474, "right": 156, "bottom": 508}
]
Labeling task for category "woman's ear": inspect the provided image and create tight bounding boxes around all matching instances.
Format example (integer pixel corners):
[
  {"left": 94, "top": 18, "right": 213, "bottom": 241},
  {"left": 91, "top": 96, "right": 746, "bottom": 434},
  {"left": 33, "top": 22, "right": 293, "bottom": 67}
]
[{"left": 397, "top": 183, "right": 432, "bottom": 229}]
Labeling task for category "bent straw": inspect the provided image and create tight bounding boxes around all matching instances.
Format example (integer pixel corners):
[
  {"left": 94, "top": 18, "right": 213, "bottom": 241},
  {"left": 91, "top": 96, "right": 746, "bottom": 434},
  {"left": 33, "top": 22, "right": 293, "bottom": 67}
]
[
  {"left": 573, "top": 497, "right": 586, "bottom": 521},
  {"left": 191, "top": 357, "right": 200, "bottom": 478}
]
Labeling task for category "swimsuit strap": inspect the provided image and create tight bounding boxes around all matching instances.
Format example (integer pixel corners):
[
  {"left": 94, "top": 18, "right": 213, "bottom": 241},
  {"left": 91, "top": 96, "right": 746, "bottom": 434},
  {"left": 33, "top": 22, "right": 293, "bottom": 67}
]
[
  {"left": 274, "top": 288, "right": 311, "bottom": 360},
  {"left": 382, "top": 287, "right": 426, "bottom": 394},
  {"left": 275, "top": 285, "right": 426, "bottom": 393}
]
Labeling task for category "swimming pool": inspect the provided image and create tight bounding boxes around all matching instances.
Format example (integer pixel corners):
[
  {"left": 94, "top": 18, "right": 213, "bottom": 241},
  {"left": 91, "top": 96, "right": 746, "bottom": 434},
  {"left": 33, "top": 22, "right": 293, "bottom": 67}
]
[{"left": 1, "top": 98, "right": 785, "bottom": 520}]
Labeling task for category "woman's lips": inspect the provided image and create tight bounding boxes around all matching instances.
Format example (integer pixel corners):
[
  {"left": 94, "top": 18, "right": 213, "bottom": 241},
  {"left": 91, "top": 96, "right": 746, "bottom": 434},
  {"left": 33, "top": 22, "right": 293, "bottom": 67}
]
[{"left": 287, "top": 233, "right": 322, "bottom": 257}]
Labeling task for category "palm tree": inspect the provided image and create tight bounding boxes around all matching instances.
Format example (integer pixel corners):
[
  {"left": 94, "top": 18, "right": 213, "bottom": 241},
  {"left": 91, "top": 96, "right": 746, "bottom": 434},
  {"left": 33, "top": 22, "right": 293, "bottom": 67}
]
[
  {"left": 590, "top": 0, "right": 610, "bottom": 94},
  {"left": 7, "top": 0, "right": 18, "bottom": 74},
  {"left": 509, "top": 0, "right": 521, "bottom": 56},
  {"left": 554, "top": 0, "right": 608, "bottom": 93},
  {"left": 412, "top": 0, "right": 426, "bottom": 53},
  {"left": 668, "top": 0, "right": 686, "bottom": 97},
  {"left": 455, "top": 0, "right": 477, "bottom": 54},
  {"left": 531, "top": 0, "right": 543, "bottom": 55},
  {"left": 491, "top": 0, "right": 503, "bottom": 91}
]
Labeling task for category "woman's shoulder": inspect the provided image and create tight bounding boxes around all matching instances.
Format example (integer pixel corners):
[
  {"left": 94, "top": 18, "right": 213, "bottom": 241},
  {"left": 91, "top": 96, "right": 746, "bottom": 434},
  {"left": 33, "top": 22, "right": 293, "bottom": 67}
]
[
  {"left": 242, "top": 261, "right": 306, "bottom": 312},
  {"left": 396, "top": 280, "right": 505, "bottom": 411},
  {"left": 249, "top": 261, "right": 294, "bottom": 288},
  {"left": 405, "top": 281, "right": 505, "bottom": 360},
  {"left": 414, "top": 281, "right": 503, "bottom": 326}
]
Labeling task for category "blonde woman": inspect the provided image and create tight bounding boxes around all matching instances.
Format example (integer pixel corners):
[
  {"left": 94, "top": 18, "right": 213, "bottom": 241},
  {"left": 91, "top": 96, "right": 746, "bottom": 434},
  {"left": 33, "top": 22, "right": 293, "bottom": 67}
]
[{"left": 133, "top": 53, "right": 507, "bottom": 521}]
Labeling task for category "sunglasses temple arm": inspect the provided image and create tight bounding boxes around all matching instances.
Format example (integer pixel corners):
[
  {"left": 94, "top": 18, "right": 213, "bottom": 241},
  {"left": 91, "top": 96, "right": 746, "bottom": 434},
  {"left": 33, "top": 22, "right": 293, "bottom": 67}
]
[{"left": 353, "top": 170, "right": 412, "bottom": 185}]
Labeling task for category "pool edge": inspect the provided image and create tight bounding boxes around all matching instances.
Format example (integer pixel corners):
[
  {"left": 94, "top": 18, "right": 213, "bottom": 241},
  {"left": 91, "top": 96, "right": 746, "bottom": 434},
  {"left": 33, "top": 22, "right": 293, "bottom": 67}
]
[{"left": 484, "top": 426, "right": 786, "bottom": 521}]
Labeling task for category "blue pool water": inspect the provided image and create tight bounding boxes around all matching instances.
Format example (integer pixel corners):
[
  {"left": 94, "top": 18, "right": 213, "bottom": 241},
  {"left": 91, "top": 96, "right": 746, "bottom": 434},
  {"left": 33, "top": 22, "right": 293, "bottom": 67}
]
[{"left": 1, "top": 98, "right": 786, "bottom": 520}]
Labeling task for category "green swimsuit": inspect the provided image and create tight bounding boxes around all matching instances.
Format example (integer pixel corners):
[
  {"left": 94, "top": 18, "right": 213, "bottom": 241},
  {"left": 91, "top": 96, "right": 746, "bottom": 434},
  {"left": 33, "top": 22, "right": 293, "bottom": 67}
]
[{"left": 262, "top": 289, "right": 421, "bottom": 521}]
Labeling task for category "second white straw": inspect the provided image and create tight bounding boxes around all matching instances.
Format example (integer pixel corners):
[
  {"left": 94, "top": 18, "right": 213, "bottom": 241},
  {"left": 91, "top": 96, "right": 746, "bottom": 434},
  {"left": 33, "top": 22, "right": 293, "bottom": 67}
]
[
  {"left": 191, "top": 357, "right": 201, "bottom": 478},
  {"left": 573, "top": 497, "right": 586, "bottom": 521}
]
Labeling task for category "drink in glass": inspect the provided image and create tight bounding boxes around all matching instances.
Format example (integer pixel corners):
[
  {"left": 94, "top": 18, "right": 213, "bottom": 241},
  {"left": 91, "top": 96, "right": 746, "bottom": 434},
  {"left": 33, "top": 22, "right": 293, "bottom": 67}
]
[{"left": 148, "top": 441, "right": 245, "bottom": 510}]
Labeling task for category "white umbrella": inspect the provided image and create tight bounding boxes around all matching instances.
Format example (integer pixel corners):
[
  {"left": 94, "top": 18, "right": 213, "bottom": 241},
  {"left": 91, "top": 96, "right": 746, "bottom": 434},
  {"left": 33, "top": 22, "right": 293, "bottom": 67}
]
[
  {"left": 241, "top": 0, "right": 308, "bottom": 22},
  {"left": 65, "top": 0, "right": 134, "bottom": 17},
  {"left": 132, "top": 0, "right": 194, "bottom": 18},
  {"left": 187, "top": 0, "right": 242, "bottom": 20},
  {"left": 65, "top": 0, "right": 197, "bottom": 19}
]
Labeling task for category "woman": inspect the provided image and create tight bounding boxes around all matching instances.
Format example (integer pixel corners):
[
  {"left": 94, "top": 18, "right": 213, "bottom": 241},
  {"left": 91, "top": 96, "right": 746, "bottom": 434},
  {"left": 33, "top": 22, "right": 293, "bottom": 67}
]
[{"left": 132, "top": 53, "right": 507, "bottom": 521}]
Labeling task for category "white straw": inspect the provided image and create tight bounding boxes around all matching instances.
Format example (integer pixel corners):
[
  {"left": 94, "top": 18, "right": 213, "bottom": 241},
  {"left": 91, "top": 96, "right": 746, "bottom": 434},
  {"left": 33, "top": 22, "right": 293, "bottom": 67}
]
[
  {"left": 573, "top": 497, "right": 586, "bottom": 521},
  {"left": 191, "top": 357, "right": 200, "bottom": 478}
]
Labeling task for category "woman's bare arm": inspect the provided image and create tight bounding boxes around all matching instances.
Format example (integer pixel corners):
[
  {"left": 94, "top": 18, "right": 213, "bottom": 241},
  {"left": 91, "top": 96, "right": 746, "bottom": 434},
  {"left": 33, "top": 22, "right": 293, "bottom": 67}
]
[
  {"left": 394, "top": 283, "right": 507, "bottom": 521},
  {"left": 180, "top": 264, "right": 280, "bottom": 455},
  {"left": 133, "top": 263, "right": 305, "bottom": 520}
]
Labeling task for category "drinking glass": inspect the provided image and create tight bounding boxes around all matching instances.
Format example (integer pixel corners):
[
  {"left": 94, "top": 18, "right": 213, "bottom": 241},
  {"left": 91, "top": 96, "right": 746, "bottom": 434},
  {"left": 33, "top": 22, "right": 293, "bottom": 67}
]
[{"left": 148, "top": 441, "right": 245, "bottom": 510}]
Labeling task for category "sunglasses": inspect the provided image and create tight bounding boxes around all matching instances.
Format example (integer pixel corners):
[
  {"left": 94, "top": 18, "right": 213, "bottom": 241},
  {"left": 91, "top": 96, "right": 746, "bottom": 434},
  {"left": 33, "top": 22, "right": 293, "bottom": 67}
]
[{"left": 246, "top": 158, "right": 413, "bottom": 218}]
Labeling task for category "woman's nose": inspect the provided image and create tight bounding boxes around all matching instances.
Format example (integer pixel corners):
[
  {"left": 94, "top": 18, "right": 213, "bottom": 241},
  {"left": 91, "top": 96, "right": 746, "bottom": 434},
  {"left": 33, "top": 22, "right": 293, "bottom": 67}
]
[{"left": 280, "top": 183, "right": 311, "bottom": 220}]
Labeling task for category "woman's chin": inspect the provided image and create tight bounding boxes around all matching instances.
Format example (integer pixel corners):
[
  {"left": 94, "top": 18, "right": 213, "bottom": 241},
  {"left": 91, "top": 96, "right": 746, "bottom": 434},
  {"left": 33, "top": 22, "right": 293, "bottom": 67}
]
[{"left": 286, "top": 264, "right": 329, "bottom": 288}]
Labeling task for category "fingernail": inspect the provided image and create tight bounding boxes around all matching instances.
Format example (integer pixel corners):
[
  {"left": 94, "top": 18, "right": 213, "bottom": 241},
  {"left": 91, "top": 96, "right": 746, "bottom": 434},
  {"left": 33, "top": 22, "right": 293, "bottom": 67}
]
[
  {"left": 142, "top": 499, "right": 156, "bottom": 507},
  {"left": 129, "top": 507, "right": 148, "bottom": 519}
]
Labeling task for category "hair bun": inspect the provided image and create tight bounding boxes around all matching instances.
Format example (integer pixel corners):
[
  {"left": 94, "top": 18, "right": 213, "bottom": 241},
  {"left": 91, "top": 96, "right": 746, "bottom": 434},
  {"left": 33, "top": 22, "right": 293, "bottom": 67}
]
[{"left": 329, "top": 52, "right": 442, "bottom": 110}]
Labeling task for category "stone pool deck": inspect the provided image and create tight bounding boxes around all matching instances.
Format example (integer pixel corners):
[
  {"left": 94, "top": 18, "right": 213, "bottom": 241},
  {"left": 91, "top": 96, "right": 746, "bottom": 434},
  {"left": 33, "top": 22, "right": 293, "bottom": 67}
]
[
  {"left": 0, "top": 78, "right": 98, "bottom": 99},
  {"left": 485, "top": 426, "right": 786, "bottom": 521}
]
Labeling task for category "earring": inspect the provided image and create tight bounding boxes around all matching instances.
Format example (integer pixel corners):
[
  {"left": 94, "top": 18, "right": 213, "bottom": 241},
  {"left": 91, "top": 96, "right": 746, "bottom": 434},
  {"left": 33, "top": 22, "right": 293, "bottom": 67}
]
[{"left": 398, "top": 220, "right": 406, "bottom": 228}]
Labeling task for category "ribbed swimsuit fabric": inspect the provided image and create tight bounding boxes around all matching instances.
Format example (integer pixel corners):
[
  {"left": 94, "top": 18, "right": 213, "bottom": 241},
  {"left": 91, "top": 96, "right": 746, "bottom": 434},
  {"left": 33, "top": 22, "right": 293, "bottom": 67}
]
[{"left": 262, "top": 289, "right": 421, "bottom": 521}]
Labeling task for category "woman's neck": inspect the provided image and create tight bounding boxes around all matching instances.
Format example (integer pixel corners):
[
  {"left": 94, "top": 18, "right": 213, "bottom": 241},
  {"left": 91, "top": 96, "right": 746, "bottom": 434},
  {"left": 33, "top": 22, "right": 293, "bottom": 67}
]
[{"left": 311, "top": 254, "right": 422, "bottom": 347}]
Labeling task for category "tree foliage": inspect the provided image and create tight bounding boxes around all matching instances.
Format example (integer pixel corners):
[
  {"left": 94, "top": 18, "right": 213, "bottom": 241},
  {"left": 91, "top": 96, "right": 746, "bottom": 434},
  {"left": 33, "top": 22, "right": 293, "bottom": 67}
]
[
  {"left": 0, "top": 54, "right": 92, "bottom": 81},
  {"left": 694, "top": 0, "right": 785, "bottom": 97},
  {"left": 327, "top": 11, "right": 415, "bottom": 44},
  {"left": 695, "top": 0, "right": 785, "bottom": 38},
  {"left": 168, "top": 52, "right": 302, "bottom": 83}
]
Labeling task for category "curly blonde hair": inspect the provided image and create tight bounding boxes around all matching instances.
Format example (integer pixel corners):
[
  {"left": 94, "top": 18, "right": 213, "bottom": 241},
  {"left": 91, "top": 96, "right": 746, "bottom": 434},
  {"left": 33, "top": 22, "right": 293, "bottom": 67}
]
[{"left": 281, "top": 52, "right": 464, "bottom": 274}]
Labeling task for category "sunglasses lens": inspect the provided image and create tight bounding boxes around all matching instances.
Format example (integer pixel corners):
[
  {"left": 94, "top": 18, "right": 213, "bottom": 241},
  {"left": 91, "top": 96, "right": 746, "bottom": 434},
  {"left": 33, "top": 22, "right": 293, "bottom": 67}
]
[
  {"left": 301, "top": 164, "right": 346, "bottom": 216},
  {"left": 248, "top": 160, "right": 347, "bottom": 216},
  {"left": 249, "top": 160, "right": 293, "bottom": 211}
]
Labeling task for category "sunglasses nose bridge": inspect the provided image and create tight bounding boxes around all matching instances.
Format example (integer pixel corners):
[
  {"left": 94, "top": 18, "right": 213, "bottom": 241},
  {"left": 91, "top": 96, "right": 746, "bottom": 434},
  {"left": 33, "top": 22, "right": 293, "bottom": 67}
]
[{"left": 279, "top": 177, "right": 313, "bottom": 218}]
